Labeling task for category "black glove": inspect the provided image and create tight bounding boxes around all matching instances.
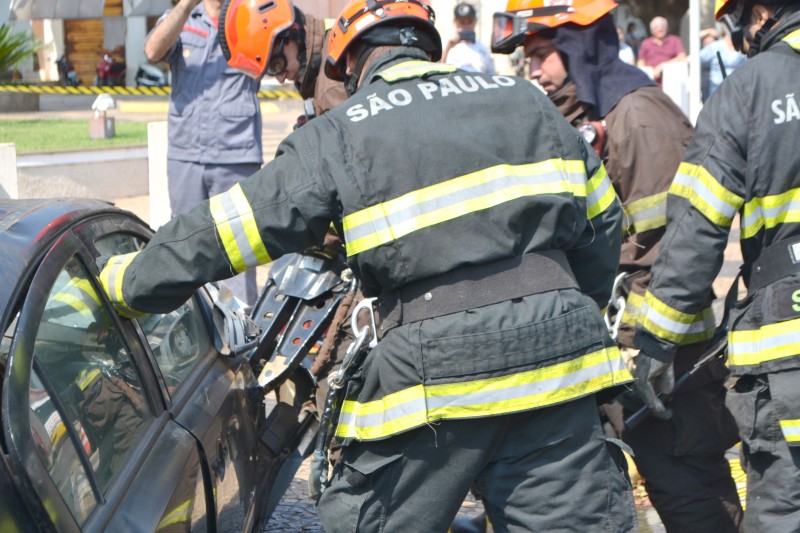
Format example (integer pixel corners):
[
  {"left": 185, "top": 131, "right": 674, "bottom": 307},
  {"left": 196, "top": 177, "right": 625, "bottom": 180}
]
[{"left": 632, "top": 350, "right": 674, "bottom": 420}]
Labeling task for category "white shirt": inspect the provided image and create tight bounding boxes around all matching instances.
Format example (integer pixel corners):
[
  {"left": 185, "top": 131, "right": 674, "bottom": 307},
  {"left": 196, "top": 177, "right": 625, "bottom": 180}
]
[{"left": 445, "top": 41, "right": 496, "bottom": 75}]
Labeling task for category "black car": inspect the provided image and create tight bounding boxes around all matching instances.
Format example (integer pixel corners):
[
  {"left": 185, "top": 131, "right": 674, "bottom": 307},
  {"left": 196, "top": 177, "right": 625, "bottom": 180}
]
[{"left": 0, "top": 199, "right": 319, "bottom": 532}]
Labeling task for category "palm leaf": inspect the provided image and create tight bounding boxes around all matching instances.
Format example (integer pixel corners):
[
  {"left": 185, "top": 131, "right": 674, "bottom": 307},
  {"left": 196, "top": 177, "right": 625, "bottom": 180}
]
[{"left": 0, "top": 24, "right": 39, "bottom": 76}]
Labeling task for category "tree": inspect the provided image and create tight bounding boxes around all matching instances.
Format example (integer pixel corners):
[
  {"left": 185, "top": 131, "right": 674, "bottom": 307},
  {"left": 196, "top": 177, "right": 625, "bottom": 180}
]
[
  {"left": 622, "top": 0, "right": 690, "bottom": 35},
  {"left": 0, "top": 24, "right": 38, "bottom": 79}
]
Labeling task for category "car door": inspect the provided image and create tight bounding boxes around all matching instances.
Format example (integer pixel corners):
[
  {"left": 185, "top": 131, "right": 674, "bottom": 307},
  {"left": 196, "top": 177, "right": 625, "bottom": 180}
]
[
  {"left": 2, "top": 211, "right": 266, "bottom": 532},
  {"left": 83, "top": 214, "right": 267, "bottom": 532},
  {"left": 2, "top": 228, "right": 209, "bottom": 533}
]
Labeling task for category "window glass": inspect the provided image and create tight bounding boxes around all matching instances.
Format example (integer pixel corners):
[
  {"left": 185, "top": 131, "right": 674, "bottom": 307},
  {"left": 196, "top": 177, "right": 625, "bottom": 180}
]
[
  {"left": 95, "top": 233, "right": 211, "bottom": 394},
  {"left": 33, "top": 256, "right": 153, "bottom": 505},
  {"left": 29, "top": 368, "right": 97, "bottom": 523}
]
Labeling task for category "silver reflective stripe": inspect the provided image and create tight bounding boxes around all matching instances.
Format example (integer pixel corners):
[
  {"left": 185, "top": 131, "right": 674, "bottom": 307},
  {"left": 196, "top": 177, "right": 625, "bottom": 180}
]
[
  {"left": 626, "top": 201, "right": 666, "bottom": 232},
  {"left": 730, "top": 328, "right": 800, "bottom": 356},
  {"left": 344, "top": 168, "right": 585, "bottom": 243},
  {"left": 106, "top": 260, "right": 124, "bottom": 305},
  {"left": 337, "top": 352, "right": 626, "bottom": 432},
  {"left": 673, "top": 171, "right": 739, "bottom": 221},
  {"left": 217, "top": 190, "right": 260, "bottom": 269},
  {"left": 640, "top": 302, "right": 709, "bottom": 336},
  {"left": 743, "top": 198, "right": 800, "bottom": 234}
]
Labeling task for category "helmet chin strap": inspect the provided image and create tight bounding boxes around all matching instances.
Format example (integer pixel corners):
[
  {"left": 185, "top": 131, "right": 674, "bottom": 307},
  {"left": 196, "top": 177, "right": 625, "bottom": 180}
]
[
  {"left": 344, "top": 45, "right": 376, "bottom": 96},
  {"left": 744, "top": 14, "right": 779, "bottom": 56}
]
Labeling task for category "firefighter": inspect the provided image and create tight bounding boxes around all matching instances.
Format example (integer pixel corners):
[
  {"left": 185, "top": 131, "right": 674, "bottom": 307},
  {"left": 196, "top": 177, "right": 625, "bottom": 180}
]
[
  {"left": 492, "top": 2, "right": 743, "bottom": 530},
  {"left": 220, "top": 0, "right": 346, "bottom": 123},
  {"left": 634, "top": 0, "right": 800, "bottom": 530},
  {"left": 99, "top": 0, "right": 635, "bottom": 529}
]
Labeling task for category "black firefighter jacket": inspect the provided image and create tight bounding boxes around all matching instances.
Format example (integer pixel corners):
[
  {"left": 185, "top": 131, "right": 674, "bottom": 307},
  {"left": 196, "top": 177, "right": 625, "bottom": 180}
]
[
  {"left": 101, "top": 49, "right": 631, "bottom": 442},
  {"left": 635, "top": 16, "right": 800, "bottom": 379}
]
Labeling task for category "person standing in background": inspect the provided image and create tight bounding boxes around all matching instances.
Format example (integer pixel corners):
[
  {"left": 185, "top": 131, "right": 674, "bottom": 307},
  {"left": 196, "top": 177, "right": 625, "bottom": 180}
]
[
  {"left": 618, "top": 25, "right": 636, "bottom": 64},
  {"left": 144, "top": 0, "right": 262, "bottom": 305},
  {"left": 442, "top": 2, "right": 495, "bottom": 74},
  {"left": 699, "top": 24, "right": 746, "bottom": 101},
  {"left": 637, "top": 16, "right": 687, "bottom": 84}
]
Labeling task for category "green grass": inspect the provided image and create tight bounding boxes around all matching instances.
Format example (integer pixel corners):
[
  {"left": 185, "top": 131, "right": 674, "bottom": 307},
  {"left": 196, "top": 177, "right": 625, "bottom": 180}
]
[{"left": 0, "top": 119, "right": 149, "bottom": 154}]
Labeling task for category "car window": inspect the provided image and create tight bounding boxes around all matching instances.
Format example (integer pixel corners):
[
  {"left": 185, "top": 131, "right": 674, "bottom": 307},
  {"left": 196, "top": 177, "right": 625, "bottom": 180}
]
[
  {"left": 95, "top": 233, "right": 211, "bottom": 395},
  {"left": 32, "top": 256, "right": 154, "bottom": 516}
]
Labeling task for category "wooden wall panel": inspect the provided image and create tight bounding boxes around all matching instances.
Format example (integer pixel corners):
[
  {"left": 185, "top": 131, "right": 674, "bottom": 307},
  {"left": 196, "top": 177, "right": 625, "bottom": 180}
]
[{"left": 64, "top": 19, "right": 126, "bottom": 86}]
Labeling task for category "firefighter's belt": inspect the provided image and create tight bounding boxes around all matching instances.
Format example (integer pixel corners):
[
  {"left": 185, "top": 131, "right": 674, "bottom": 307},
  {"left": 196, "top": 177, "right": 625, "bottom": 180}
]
[
  {"left": 749, "top": 235, "right": 800, "bottom": 292},
  {"left": 378, "top": 250, "right": 578, "bottom": 332}
]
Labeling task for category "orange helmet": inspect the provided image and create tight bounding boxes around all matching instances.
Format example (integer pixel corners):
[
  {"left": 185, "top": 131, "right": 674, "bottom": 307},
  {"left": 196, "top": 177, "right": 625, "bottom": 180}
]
[
  {"left": 491, "top": 0, "right": 618, "bottom": 53},
  {"left": 325, "top": 0, "right": 441, "bottom": 81},
  {"left": 220, "top": 0, "right": 296, "bottom": 79}
]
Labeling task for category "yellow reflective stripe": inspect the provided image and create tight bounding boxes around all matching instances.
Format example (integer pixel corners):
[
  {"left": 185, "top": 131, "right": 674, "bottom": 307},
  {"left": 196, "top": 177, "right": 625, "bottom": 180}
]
[
  {"left": 76, "top": 368, "right": 102, "bottom": 391},
  {"left": 586, "top": 165, "right": 616, "bottom": 219},
  {"left": 624, "top": 192, "right": 667, "bottom": 234},
  {"left": 780, "top": 419, "right": 800, "bottom": 443},
  {"left": 620, "top": 291, "right": 644, "bottom": 326},
  {"left": 783, "top": 28, "right": 800, "bottom": 50},
  {"left": 52, "top": 292, "right": 94, "bottom": 320},
  {"left": 99, "top": 252, "right": 143, "bottom": 318},
  {"left": 377, "top": 60, "right": 457, "bottom": 82},
  {"left": 729, "top": 316, "right": 800, "bottom": 367},
  {"left": 343, "top": 159, "right": 587, "bottom": 256},
  {"left": 209, "top": 183, "right": 271, "bottom": 273},
  {"left": 741, "top": 186, "right": 800, "bottom": 239},
  {"left": 156, "top": 499, "right": 192, "bottom": 529},
  {"left": 323, "top": 18, "right": 334, "bottom": 31},
  {"left": 335, "top": 346, "right": 631, "bottom": 441},
  {"left": 670, "top": 162, "right": 743, "bottom": 227},
  {"left": 639, "top": 292, "right": 715, "bottom": 344}
]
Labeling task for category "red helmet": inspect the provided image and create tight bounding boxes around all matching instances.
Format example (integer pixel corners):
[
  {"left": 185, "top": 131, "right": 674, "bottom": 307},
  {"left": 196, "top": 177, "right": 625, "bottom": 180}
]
[
  {"left": 220, "top": 0, "right": 296, "bottom": 78},
  {"left": 491, "top": 0, "right": 618, "bottom": 53},
  {"left": 325, "top": 0, "right": 440, "bottom": 81}
]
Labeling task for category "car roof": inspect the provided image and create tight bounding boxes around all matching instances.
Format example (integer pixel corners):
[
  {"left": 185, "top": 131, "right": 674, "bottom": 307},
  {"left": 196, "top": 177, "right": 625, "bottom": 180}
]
[{"left": 0, "top": 198, "right": 134, "bottom": 321}]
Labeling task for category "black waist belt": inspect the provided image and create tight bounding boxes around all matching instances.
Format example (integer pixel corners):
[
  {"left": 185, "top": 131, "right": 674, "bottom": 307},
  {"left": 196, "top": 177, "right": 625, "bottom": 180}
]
[
  {"left": 749, "top": 235, "right": 800, "bottom": 292},
  {"left": 378, "top": 250, "right": 578, "bottom": 332}
]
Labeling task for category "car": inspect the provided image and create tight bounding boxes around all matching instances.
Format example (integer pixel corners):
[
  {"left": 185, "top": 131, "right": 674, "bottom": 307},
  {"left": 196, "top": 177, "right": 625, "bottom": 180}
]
[{"left": 0, "top": 198, "right": 320, "bottom": 532}]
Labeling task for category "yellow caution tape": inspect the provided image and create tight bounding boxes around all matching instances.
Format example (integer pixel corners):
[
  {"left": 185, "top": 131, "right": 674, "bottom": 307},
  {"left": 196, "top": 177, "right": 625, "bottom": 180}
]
[{"left": 0, "top": 84, "right": 300, "bottom": 100}]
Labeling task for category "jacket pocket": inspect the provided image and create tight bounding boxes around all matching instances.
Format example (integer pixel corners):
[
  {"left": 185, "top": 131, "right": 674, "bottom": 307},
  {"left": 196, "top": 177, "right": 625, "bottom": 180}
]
[
  {"left": 725, "top": 375, "right": 781, "bottom": 454},
  {"left": 763, "top": 272, "right": 800, "bottom": 325},
  {"left": 767, "top": 369, "right": 800, "bottom": 447},
  {"left": 422, "top": 305, "right": 603, "bottom": 381}
]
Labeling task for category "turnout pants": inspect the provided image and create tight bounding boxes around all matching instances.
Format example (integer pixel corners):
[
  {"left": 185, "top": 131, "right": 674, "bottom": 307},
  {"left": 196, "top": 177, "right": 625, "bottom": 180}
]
[
  {"left": 611, "top": 344, "right": 743, "bottom": 533},
  {"left": 726, "top": 369, "right": 800, "bottom": 533},
  {"left": 317, "top": 395, "right": 636, "bottom": 533}
]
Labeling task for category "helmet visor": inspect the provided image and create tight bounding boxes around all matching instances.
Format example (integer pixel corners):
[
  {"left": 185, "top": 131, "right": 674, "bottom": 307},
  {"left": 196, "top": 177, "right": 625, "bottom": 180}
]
[{"left": 491, "top": 11, "right": 528, "bottom": 54}]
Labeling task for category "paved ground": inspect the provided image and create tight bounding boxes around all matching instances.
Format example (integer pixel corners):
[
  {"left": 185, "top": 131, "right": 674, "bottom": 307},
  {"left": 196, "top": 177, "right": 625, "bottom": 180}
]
[{"left": 28, "top": 94, "right": 747, "bottom": 532}]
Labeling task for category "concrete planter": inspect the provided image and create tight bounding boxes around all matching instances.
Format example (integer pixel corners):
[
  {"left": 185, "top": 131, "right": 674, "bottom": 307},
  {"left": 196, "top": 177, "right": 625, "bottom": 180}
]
[{"left": 0, "top": 92, "right": 39, "bottom": 112}]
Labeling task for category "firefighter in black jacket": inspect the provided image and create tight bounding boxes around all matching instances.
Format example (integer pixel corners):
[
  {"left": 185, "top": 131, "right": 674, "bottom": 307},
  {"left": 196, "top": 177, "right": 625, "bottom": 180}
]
[
  {"left": 635, "top": 0, "right": 800, "bottom": 530},
  {"left": 492, "top": 2, "right": 743, "bottom": 531},
  {"left": 100, "top": 0, "right": 635, "bottom": 529}
]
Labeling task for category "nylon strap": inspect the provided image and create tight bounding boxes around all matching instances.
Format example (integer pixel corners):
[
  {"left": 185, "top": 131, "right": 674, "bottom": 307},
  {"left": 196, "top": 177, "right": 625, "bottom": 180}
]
[
  {"left": 379, "top": 251, "right": 578, "bottom": 332},
  {"left": 748, "top": 235, "right": 800, "bottom": 292}
]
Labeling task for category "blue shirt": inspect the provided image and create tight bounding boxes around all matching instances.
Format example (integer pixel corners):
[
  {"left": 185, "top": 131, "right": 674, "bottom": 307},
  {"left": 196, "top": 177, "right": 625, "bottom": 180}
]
[
  {"left": 156, "top": 4, "right": 263, "bottom": 164},
  {"left": 700, "top": 40, "right": 746, "bottom": 101}
]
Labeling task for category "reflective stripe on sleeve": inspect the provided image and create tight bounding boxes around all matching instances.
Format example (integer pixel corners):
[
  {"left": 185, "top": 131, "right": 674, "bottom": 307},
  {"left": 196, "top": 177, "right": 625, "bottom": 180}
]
[
  {"left": 53, "top": 279, "right": 102, "bottom": 321},
  {"left": 639, "top": 292, "right": 715, "bottom": 345},
  {"left": 728, "top": 316, "right": 800, "bottom": 367},
  {"left": 99, "top": 252, "right": 144, "bottom": 318},
  {"left": 741, "top": 186, "right": 800, "bottom": 239},
  {"left": 586, "top": 165, "right": 617, "bottom": 220},
  {"left": 620, "top": 290, "right": 643, "bottom": 327},
  {"left": 377, "top": 60, "right": 457, "bottom": 82},
  {"left": 783, "top": 28, "right": 800, "bottom": 50},
  {"left": 209, "top": 183, "right": 271, "bottom": 273},
  {"left": 780, "top": 419, "right": 800, "bottom": 443},
  {"left": 624, "top": 192, "right": 667, "bottom": 234},
  {"left": 335, "top": 346, "right": 631, "bottom": 441},
  {"left": 342, "top": 159, "right": 588, "bottom": 256},
  {"left": 670, "top": 162, "right": 743, "bottom": 227}
]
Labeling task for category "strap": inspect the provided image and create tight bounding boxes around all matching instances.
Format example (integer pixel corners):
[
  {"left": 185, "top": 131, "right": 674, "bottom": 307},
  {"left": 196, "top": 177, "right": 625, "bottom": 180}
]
[
  {"left": 379, "top": 251, "right": 578, "bottom": 331},
  {"left": 748, "top": 235, "right": 800, "bottom": 292}
]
